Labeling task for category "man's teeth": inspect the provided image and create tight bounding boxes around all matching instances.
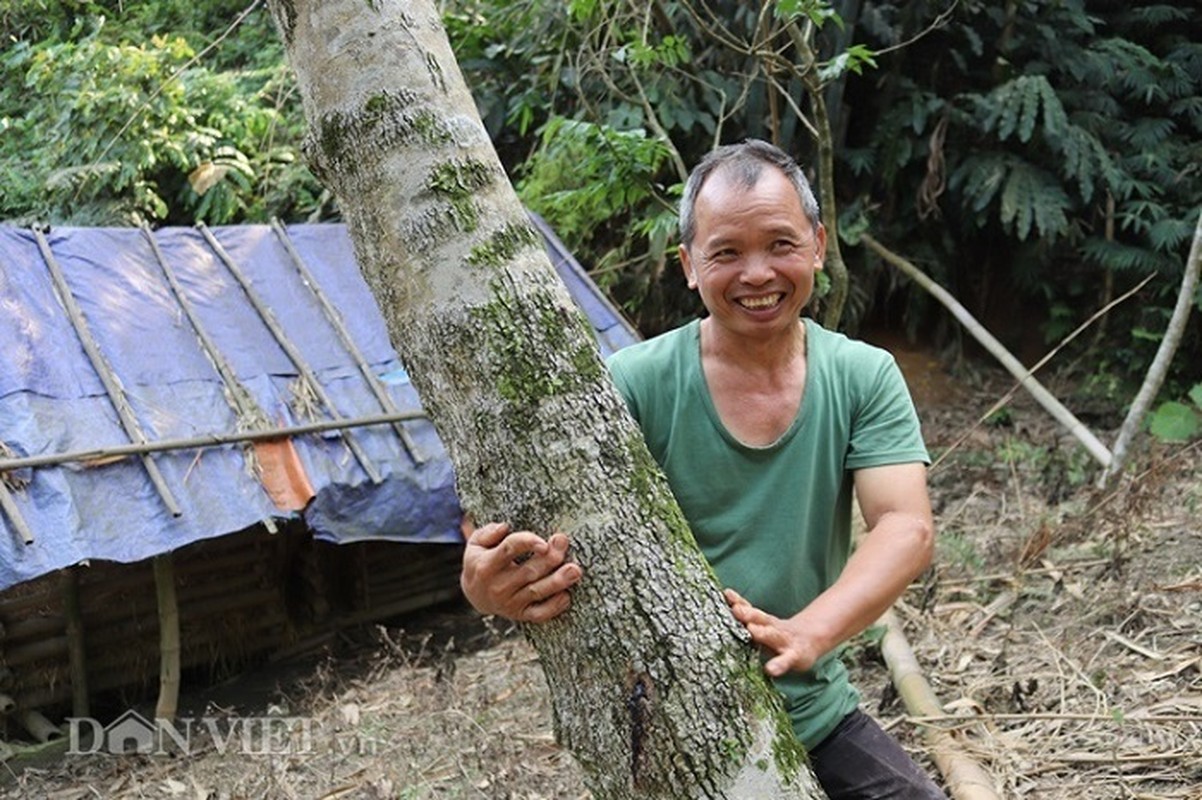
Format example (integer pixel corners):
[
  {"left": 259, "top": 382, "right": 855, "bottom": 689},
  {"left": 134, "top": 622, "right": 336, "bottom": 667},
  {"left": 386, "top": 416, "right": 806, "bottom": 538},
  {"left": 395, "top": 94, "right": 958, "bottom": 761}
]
[{"left": 740, "top": 294, "right": 782, "bottom": 309}]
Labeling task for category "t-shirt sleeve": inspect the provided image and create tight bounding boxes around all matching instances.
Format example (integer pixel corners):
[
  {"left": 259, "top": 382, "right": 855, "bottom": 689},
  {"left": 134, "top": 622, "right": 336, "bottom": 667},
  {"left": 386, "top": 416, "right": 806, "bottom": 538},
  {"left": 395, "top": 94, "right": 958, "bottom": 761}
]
[{"left": 845, "top": 354, "right": 930, "bottom": 470}]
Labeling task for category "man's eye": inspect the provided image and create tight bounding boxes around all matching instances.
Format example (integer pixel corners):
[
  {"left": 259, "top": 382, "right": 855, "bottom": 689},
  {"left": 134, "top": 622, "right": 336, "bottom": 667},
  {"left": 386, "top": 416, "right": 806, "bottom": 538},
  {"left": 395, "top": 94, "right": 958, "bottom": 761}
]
[
  {"left": 772, "top": 240, "right": 798, "bottom": 253},
  {"left": 711, "top": 249, "right": 737, "bottom": 261}
]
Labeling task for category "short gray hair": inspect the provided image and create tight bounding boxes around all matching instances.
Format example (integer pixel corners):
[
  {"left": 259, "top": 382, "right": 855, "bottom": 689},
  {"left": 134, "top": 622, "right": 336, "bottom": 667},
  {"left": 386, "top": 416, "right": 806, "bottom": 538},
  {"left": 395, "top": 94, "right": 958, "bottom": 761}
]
[{"left": 678, "top": 139, "right": 821, "bottom": 248}]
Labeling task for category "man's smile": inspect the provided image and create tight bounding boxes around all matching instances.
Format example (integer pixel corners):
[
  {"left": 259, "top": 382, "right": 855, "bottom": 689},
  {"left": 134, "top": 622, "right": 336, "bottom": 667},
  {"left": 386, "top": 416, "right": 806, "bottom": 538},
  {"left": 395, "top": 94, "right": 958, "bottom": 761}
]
[{"left": 737, "top": 293, "right": 785, "bottom": 310}]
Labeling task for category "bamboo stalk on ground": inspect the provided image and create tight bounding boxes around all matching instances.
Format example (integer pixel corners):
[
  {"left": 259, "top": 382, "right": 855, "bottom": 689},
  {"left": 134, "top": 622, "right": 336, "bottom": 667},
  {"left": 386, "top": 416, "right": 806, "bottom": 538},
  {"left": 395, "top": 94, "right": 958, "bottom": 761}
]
[
  {"left": 18, "top": 709, "right": 62, "bottom": 743},
  {"left": 878, "top": 609, "right": 1002, "bottom": 800}
]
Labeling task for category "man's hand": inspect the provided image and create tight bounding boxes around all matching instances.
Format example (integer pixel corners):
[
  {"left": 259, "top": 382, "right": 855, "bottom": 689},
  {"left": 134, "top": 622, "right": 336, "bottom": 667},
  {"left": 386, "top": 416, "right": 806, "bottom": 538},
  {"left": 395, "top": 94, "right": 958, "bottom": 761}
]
[
  {"left": 724, "top": 588, "right": 824, "bottom": 677},
  {"left": 460, "top": 522, "right": 582, "bottom": 623}
]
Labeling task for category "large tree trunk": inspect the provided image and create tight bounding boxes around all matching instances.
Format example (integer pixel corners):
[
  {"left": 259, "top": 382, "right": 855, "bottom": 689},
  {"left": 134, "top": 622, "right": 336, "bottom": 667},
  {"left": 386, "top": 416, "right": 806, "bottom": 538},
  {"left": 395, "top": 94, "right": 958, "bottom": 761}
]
[{"left": 268, "top": 1, "right": 825, "bottom": 797}]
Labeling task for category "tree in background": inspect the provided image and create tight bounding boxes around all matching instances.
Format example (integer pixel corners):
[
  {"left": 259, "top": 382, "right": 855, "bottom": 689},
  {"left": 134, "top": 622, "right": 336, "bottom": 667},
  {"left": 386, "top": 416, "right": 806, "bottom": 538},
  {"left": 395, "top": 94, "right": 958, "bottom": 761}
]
[
  {"left": 448, "top": 0, "right": 878, "bottom": 333},
  {"left": 834, "top": 1, "right": 1202, "bottom": 391},
  {"left": 3, "top": 0, "right": 1199, "bottom": 394},
  {"left": 448, "top": 0, "right": 1201, "bottom": 399},
  {"left": 0, "top": 0, "right": 321, "bottom": 225}
]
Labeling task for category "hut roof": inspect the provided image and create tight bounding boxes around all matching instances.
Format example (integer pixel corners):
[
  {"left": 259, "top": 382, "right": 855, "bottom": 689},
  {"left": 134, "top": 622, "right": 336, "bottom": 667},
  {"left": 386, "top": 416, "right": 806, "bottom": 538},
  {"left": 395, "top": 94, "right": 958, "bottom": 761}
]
[{"left": 0, "top": 218, "right": 638, "bottom": 591}]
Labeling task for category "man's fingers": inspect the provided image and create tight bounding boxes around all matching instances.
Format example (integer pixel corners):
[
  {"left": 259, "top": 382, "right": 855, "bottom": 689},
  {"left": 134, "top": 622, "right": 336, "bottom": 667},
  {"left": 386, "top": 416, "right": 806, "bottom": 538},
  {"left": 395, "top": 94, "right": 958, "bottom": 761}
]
[
  {"left": 500, "top": 531, "right": 553, "bottom": 562},
  {"left": 468, "top": 521, "right": 510, "bottom": 547},
  {"left": 522, "top": 591, "right": 572, "bottom": 623},
  {"left": 764, "top": 654, "right": 792, "bottom": 678}
]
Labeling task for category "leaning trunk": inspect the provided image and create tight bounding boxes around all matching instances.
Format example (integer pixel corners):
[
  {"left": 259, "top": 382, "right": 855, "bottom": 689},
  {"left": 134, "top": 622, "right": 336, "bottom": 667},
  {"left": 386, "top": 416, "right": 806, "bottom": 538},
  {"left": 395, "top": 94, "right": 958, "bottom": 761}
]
[{"left": 268, "top": 1, "right": 824, "bottom": 797}]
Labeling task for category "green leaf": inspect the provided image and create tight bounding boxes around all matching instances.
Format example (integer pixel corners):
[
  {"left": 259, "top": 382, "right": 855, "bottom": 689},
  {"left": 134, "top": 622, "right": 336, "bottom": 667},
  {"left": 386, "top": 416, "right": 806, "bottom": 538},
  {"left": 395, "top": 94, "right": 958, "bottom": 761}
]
[
  {"left": 1189, "top": 384, "right": 1202, "bottom": 411},
  {"left": 1148, "top": 401, "right": 1200, "bottom": 442}
]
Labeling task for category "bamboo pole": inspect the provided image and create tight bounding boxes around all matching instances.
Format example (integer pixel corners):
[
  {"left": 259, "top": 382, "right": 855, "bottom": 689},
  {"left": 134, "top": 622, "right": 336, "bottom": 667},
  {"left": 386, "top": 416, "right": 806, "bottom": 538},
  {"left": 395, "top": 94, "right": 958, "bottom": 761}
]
[
  {"left": 0, "top": 409, "right": 425, "bottom": 472},
  {"left": 270, "top": 218, "right": 425, "bottom": 463},
  {"left": 860, "top": 232, "right": 1113, "bottom": 467},
  {"left": 60, "top": 568, "right": 89, "bottom": 719},
  {"left": 878, "top": 609, "right": 1002, "bottom": 800},
  {"left": 2, "top": 636, "right": 68, "bottom": 667},
  {"left": 196, "top": 223, "right": 383, "bottom": 484},
  {"left": 33, "top": 229, "right": 183, "bottom": 516},
  {"left": 140, "top": 225, "right": 280, "bottom": 536},
  {"left": 18, "top": 709, "right": 62, "bottom": 743},
  {"left": 0, "top": 480, "right": 34, "bottom": 545},
  {"left": 1101, "top": 206, "right": 1202, "bottom": 485},
  {"left": 140, "top": 224, "right": 271, "bottom": 432},
  {"left": 153, "top": 554, "right": 180, "bottom": 722}
]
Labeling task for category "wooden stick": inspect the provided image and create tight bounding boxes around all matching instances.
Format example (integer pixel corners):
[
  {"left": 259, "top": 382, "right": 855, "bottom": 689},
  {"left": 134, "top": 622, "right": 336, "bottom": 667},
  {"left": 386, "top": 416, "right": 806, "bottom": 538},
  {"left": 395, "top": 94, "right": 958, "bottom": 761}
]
[
  {"left": 0, "top": 409, "right": 425, "bottom": 472},
  {"left": 0, "top": 480, "right": 34, "bottom": 545},
  {"left": 140, "top": 224, "right": 271, "bottom": 432},
  {"left": 33, "top": 229, "right": 183, "bottom": 516},
  {"left": 61, "top": 567, "right": 89, "bottom": 719},
  {"left": 271, "top": 219, "right": 425, "bottom": 463},
  {"left": 197, "top": 223, "right": 383, "bottom": 484},
  {"left": 1102, "top": 206, "right": 1202, "bottom": 485},
  {"left": 154, "top": 554, "right": 180, "bottom": 722},
  {"left": 860, "top": 232, "right": 1113, "bottom": 468},
  {"left": 878, "top": 609, "right": 1003, "bottom": 800},
  {"left": 18, "top": 709, "right": 62, "bottom": 743}
]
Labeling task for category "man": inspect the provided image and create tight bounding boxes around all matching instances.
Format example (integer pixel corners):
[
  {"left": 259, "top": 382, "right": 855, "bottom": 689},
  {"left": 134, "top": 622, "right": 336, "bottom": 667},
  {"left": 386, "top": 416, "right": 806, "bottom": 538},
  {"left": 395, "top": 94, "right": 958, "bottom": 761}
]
[{"left": 461, "top": 140, "right": 945, "bottom": 798}]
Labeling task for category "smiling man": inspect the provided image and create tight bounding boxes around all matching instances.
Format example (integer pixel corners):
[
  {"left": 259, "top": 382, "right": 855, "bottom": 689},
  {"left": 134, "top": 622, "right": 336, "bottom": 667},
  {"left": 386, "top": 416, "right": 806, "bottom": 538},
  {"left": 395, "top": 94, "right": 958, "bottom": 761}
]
[{"left": 461, "top": 140, "right": 946, "bottom": 798}]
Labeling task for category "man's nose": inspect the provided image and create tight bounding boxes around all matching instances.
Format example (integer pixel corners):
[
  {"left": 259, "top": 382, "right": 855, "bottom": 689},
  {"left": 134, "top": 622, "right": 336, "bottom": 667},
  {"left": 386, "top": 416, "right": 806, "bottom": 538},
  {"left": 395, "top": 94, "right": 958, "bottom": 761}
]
[{"left": 739, "top": 253, "right": 773, "bottom": 284}]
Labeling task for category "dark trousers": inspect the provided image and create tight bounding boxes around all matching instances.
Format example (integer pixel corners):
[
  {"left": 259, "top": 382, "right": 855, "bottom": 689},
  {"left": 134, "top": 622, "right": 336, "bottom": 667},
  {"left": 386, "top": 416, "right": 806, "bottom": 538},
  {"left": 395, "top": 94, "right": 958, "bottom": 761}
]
[{"left": 809, "top": 709, "right": 948, "bottom": 799}]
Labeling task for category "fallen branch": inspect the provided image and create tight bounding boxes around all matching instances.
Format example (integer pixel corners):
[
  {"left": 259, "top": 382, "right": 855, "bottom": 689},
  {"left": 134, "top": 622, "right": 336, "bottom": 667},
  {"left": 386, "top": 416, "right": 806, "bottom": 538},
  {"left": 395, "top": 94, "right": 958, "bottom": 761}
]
[
  {"left": 860, "top": 233, "right": 1113, "bottom": 468},
  {"left": 878, "top": 609, "right": 1003, "bottom": 800}
]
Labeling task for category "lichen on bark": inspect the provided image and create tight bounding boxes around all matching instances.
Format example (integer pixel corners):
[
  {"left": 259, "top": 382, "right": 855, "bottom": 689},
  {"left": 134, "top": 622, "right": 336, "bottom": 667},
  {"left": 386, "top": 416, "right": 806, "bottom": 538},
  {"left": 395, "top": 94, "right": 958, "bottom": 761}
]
[{"left": 423, "top": 157, "right": 498, "bottom": 233}]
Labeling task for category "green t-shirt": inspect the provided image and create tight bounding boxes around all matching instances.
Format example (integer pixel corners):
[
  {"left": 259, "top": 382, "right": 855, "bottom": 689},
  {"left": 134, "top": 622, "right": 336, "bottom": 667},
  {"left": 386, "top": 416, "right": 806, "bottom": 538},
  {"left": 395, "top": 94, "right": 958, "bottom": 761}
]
[{"left": 606, "top": 317, "right": 929, "bottom": 750}]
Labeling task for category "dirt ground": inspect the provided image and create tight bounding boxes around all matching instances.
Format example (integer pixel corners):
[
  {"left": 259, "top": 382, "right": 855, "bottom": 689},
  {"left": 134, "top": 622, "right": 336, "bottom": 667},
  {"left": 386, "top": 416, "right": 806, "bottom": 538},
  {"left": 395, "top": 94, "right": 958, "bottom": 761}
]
[{"left": 2, "top": 357, "right": 1199, "bottom": 799}]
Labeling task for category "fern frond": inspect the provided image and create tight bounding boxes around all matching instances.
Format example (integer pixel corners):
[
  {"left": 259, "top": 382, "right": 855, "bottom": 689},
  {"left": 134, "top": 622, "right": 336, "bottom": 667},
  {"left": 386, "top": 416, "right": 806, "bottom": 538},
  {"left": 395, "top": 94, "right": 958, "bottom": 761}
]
[
  {"left": 1114, "top": 5, "right": 1192, "bottom": 33},
  {"left": 1116, "top": 199, "right": 1169, "bottom": 236},
  {"left": 983, "top": 75, "right": 1062, "bottom": 143},
  {"left": 1170, "top": 96, "right": 1202, "bottom": 132},
  {"left": 1147, "top": 216, "right": 1195, "bottom": 253},
  {"left": 949, "top": 153, "right": 1008, "bottom": 214},
  {"left": 1080, "top": 236, "right": 1175, "bottom": 273},
  {"left": 999, "top": 161, "right": 1071, "bottom": 240}
]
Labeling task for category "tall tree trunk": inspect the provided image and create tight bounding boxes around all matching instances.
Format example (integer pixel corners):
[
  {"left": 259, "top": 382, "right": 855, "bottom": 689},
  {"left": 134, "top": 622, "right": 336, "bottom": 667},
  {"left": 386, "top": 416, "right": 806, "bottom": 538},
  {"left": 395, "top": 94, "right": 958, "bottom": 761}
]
[
  {"left": 786, "top": 22, "right": 849, "bottom": 329},
  {"left": 267, "top": 1, "right": 825, "bottom": 797}
]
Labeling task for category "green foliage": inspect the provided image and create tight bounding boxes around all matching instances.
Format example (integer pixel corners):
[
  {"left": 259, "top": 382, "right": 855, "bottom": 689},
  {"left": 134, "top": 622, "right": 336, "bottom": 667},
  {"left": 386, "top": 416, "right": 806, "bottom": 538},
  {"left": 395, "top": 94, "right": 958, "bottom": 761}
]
[
  {"left": 0, "top": 4, "right": 321, "bottom": 226},
  {"left": 447, "top": 0, "right": 860, "bottom": 333},
  {"left": 1149, "top": 384, "right": 1202, "bottom": 442},
  {"left": 515, "top": 117, "right": 679, "bottom": 325},
  {"left": 843, "top": 0, "right": 1201, "bottom": 383},
  {"left": 938, "top": 530, "right": 983, "bottom": 573},
  {"left": 517, "top": 119, "right": 672, "bottom": 244}
]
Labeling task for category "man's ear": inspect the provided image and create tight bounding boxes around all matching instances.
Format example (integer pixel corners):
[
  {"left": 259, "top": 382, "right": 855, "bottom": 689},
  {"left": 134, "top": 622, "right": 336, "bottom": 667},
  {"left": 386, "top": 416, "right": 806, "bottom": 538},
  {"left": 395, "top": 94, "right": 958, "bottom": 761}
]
[
  {"left": 679, "top": 244, "right": 697, "bottom": 289},
  {"left": 813, "top": 222, "right": 828, "bottom": 270}
]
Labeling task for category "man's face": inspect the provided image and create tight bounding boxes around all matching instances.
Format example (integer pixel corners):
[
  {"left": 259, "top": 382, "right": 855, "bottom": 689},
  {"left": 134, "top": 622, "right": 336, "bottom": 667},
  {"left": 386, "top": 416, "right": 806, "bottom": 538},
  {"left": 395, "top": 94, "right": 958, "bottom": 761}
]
[{"left": 679, "top": 166, "right": 826, "bottom": 342}]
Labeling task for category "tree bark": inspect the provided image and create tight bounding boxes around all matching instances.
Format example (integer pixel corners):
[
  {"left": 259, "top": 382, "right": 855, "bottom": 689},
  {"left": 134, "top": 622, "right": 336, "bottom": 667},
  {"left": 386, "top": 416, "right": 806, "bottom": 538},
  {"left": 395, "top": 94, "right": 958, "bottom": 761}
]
[
  {"left": 1100, "top": 206, "right": 1202, "bottom": 486},
  {"left": 267, "top": 1, "right": 825, "bottom": 797},
  {"left": 782, "top": 22, "right": 850, "bottom": 329}
]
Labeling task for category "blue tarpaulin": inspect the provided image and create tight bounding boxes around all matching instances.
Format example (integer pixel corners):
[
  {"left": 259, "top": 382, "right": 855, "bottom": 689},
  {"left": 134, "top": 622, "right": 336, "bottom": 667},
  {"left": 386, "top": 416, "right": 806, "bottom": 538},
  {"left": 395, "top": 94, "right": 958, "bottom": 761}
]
[{"left": 0, "top": 220, "right": 638, "bottom": 591}]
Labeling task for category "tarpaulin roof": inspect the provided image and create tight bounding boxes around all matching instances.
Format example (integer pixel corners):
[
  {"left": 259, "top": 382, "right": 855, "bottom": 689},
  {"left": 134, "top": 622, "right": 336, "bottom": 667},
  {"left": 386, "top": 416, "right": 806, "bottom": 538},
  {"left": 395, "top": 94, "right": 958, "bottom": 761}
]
[{"left": 0, "top": 219, "right": 639, "bottom": 591}]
